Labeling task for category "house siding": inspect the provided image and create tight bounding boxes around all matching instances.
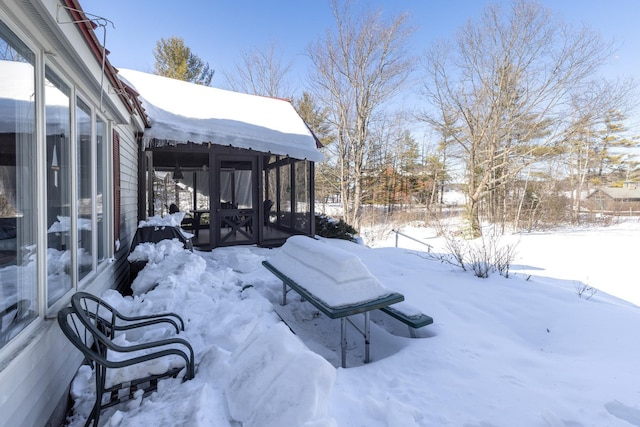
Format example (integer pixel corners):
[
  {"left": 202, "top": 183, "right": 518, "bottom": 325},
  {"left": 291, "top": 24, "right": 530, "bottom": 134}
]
[
  {"left": 114, "top": 125, "right": 139, "bottom": 290},
  {"left": 585, "top": 187, "right": 640, "bottom": 215},
  {"left": 0, "top": 1, "right": 144, "bottom": 426},
  {"left": 118, "top": 126, "right": 140, "bottom": 254}
]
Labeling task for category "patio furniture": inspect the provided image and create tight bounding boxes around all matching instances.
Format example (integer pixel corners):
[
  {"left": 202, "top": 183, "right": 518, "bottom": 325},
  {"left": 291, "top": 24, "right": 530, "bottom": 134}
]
[
  {"left": 129, "top": 225, "right": 192, "bottom": 253},
  {"left": 191, "top": 209, "right": 209, "bottom": 238},
  {"left": 71, "top": 291, "right": 184, "bottom": 335},
  {"left": 128, "top": 225, "right": 193, "bottom": 289},
  {"left": 58, "top": 293, "right": 195, "bottom": 427},
  {"left": 379, "top": 304, "right": 433, "bottom": 338},
  {"left": 263, "top": 260, "right": 403, "bottom": 368},
  {"left": 263, "top": 199, "right": 274, "bottom": 226},
  {"left": 220, "top": 202, "right": 240, "bottom": 230}
]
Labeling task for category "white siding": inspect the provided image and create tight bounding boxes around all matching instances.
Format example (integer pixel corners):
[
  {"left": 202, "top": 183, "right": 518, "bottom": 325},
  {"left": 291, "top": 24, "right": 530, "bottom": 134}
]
[
  {"left": 118, "top": 126, "right": 141, "bottom": 254},
  {"left": 0, "top": 1, "right": 144, "bottom": 425}
]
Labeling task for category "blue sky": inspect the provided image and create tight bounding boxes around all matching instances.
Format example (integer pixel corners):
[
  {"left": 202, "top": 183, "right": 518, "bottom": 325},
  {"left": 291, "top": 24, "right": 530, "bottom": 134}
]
[{"left": 86, "top": 0, "right": 640, "bottom": 96}]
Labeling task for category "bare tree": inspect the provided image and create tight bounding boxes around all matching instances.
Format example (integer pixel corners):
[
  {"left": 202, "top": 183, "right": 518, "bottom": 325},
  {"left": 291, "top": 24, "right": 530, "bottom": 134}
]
[
  {"left": 420, "top": 0, "right": 627, "bottom": 237},
  {"left": 223, "top": 41, "right": 294, "bottom": 98},
  {"left": 307, "top": 0, "right": 414, "bottom": 230}
]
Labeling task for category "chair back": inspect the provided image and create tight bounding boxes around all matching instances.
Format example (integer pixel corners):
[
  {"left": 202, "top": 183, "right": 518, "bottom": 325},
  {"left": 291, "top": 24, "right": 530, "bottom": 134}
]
[
  {"left": 57, "top": 306, "right": 110, "bottom": 366},
  {"left": 71, "top": 292, "right": 119, "bottom": 338}
]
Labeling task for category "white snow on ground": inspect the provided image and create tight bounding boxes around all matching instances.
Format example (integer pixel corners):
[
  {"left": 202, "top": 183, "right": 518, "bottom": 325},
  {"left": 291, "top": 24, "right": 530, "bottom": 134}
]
[{"left": 64, "top": 219, "right": 640, "bottom": 427}]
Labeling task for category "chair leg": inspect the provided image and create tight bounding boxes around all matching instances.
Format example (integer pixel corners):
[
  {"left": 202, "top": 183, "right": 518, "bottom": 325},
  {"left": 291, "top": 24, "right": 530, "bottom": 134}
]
[{"left": 88, "top": 366, "right": 106, "bottom": 427}]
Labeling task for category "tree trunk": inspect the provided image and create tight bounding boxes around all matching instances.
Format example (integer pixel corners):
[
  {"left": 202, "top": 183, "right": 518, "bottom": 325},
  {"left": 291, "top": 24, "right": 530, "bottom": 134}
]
[{"left": 466, "top": 197, "right": 482, "bottom": 239}]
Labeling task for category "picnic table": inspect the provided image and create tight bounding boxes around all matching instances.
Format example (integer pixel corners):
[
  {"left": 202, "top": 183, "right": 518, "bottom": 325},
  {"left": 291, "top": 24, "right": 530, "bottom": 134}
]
[{"left": 263, "top": 236, "right": 407, "bottom": 367}]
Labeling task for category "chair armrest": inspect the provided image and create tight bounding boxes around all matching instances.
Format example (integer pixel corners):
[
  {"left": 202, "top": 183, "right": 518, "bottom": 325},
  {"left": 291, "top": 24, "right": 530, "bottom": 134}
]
[
  {"left": 72, "top": 291, "right": 184, "bottom": 336},
  {"left": 98, "top": 334, "right": 195, "bottom": 380},
  {"left": 114, "top": 311, "right": 185, "bottom": 332}
]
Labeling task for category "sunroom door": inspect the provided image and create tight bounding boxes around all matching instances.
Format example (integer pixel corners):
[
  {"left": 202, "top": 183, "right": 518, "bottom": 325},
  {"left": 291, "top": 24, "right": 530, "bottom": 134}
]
[{"left": 215, "top": 157, "right": 257, "bottom": 246}]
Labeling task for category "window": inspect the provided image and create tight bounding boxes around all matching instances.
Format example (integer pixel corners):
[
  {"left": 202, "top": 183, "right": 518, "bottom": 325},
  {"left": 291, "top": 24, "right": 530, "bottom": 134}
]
[
  {"left": 0, "top": 17, "right": 116, "bottom": 347},
  {"left": 76, "top": 98, "right": 93, "bottom": 280},
  {"left": 113, "top": 130, "right": 120, "bottom": 252},
  {"left": 294, "top": 161, "right": 311, "bottom": 233},
  {"left": 0, "top": 21, "right": 38, "bottom": 347},
  {"left": 45, "top": 67, "right": 72, "bottom": 307},
  {"left": 76, "top": 98, "right": 110, "bottom": 282},
  {"left": 279, "top": 162, "right": 292, "bottom": 228},
  {"left": 264, "top": 156, "right": 314, "bottom": 237},
  {"left": 96, "top": 116, "right": 106, "bottom": 262}
]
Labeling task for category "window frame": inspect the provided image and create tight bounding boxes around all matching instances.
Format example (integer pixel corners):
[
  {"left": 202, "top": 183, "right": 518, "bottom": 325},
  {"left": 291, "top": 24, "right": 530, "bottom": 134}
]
[
  {"left": 0, "top": 18, "right": 40, "bottom": 346},
  {"left": 44, "top": 64, "right": 74, "bottom": 310},
  {"left": 73, "top": 92, "right": 112, "bottom": 286},
  {"left": 0, "top": 10, "right": 118, "bottom": 348}
]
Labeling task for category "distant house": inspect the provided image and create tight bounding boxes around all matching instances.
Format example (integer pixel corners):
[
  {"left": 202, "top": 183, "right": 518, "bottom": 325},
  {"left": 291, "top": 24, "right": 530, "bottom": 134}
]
[{"left": 585, "top": 181, "right": 640, "bottom": 215}]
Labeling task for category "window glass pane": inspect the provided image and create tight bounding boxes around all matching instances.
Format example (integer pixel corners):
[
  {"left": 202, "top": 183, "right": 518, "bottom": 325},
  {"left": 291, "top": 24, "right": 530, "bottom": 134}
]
[
  {"left": 266, "top": 167, "right": 277, "bottom": 227},
  {"left": 279, "top": 163, "right": 291, "bottom": 228},
  {"left": 96, "top": 116, "right": 105, "bottom": 263},
  {"left": 76, "top": 98, "right": 93, "bottom": 280},
  {"left": 0, "top": 21, "right": 38, "bottom": 346},
  {"left": 294, "top": 160, "right": 311, "bottom": 233},
  {"left": 45, "top": 68, "right": 72, "bottom": 306}
]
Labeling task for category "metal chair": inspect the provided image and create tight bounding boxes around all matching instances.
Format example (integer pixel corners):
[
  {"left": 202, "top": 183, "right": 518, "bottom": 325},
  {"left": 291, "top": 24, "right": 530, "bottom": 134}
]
[
  {"left": 71, "top": 291, "right": 184, "bottom": 336},
  {"left": 58, "top": 293, "right": 195, "bottom": 427}
]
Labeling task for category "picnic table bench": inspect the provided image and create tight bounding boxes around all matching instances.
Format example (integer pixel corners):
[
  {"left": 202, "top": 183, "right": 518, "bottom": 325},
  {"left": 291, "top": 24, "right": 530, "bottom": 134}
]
[
  {"left": 262, "top": 236, "right": 433, "bottom": 367},
  {"left": 379, "top": 304, "right": 433, "bottom": 338}
]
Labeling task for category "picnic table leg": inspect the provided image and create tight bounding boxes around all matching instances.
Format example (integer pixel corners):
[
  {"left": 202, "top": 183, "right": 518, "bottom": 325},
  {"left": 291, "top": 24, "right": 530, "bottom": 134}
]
[
  {"left": 341, "top": 318, "right": 347, "bottom": 368},
  {"left": 282, "top": 281, "right": 287, "bottom": 305},
  {"left": 364, "top": 311, "right": 371, "bottom": 364}
]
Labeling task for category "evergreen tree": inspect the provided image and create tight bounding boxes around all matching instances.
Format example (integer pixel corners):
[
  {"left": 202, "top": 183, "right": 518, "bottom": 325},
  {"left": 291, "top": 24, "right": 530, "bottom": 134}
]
[
  {"left": 294, "top": 92, "right": 334, "bottom": 147},
  {"left": 294, "top": 92, "right": 338, "bottom": 208},
  {"left": 594, "top": 110, "right": 639, "bottom": 183},
  {"left": 153, "top": 36, "right": 214, "bottom": 86}
]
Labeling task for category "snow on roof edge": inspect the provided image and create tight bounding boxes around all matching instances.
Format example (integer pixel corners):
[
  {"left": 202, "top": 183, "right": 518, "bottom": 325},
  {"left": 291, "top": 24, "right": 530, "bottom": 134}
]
[{"left": 118, "top": 69, "right": 324, "bottom": 162}]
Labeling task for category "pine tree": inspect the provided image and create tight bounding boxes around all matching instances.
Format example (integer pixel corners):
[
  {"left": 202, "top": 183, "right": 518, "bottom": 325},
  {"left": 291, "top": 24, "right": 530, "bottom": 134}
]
[
  {"left": 294, "top": 92, "right": 338, "bottom": 209},
  {"left": 153, "top": 37, "right": 214, "bottom": 86},
  {"left": 594, "top": 110, "right": 639, "bottom": 184}
]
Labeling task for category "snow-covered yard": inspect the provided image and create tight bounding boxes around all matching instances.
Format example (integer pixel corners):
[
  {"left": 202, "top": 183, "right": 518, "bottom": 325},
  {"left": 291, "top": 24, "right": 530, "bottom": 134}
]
[{"left": 65, "top": 220, "right": 640, "bottom": 426}]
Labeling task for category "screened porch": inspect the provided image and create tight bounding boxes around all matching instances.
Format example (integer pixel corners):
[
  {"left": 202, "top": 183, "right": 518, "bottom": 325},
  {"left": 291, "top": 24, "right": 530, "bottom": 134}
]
[{"left": 142, "top": 143, "right": 315, "bottom": 249}]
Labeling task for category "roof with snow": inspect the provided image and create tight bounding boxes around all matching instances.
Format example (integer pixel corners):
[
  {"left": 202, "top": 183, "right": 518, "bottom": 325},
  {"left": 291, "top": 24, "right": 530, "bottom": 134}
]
[
  {"left": 587, "top": 182, "right": 640, "bottom": 200},
  {"left": 118, "top": 69, "right": 323, "bottom": 162}
]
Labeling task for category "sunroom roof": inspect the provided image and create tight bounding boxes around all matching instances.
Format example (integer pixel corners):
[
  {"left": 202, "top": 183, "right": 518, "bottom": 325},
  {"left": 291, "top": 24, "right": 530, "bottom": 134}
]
[{"left": 118, "top": 69, "right": 323, "bottom": 162}]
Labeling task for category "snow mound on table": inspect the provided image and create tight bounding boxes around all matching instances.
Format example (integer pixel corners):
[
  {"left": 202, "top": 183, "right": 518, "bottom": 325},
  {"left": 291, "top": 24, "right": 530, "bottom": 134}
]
[
  {"left": 138, "top": 212, "right": 185, "bottom": 228},
  {"left": 127, "top": 238, "right": 187, "bottom": 263},
  {"left": 130, "top": 249, "right": 206, "bottom": 295},
  {"left": 266, "top": 236, "right": 395, "bottom": 307},
  {"left": 281, "top": 235, "right": 370, "bottom": 283}
]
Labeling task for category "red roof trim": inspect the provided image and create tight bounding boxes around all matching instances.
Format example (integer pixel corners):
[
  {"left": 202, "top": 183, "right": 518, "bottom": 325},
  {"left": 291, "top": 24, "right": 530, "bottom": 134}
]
[{"left": 61, "top": 0, "right": 149, "bottom": 127}]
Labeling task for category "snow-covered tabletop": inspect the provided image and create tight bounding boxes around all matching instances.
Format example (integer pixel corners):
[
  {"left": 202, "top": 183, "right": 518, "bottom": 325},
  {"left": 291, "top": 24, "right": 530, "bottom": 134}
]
[{"left": 265, "top": 235, "right": 401, "bottom": 309}]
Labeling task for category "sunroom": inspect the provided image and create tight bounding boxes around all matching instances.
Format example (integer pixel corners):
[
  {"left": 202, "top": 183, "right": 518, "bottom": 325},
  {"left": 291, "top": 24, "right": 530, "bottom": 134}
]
[{"left": 120, "top": 70, "right": 323, "bottom": 249}]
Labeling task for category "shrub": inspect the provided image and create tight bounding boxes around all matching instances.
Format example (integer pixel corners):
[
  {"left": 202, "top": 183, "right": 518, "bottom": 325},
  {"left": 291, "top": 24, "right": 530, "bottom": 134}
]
[
  {"left": 315, "top": 214, "right": 357, "bottom": 241},
  {"left": 432, "top": 218, "right": 519, "bottom": 278}
]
